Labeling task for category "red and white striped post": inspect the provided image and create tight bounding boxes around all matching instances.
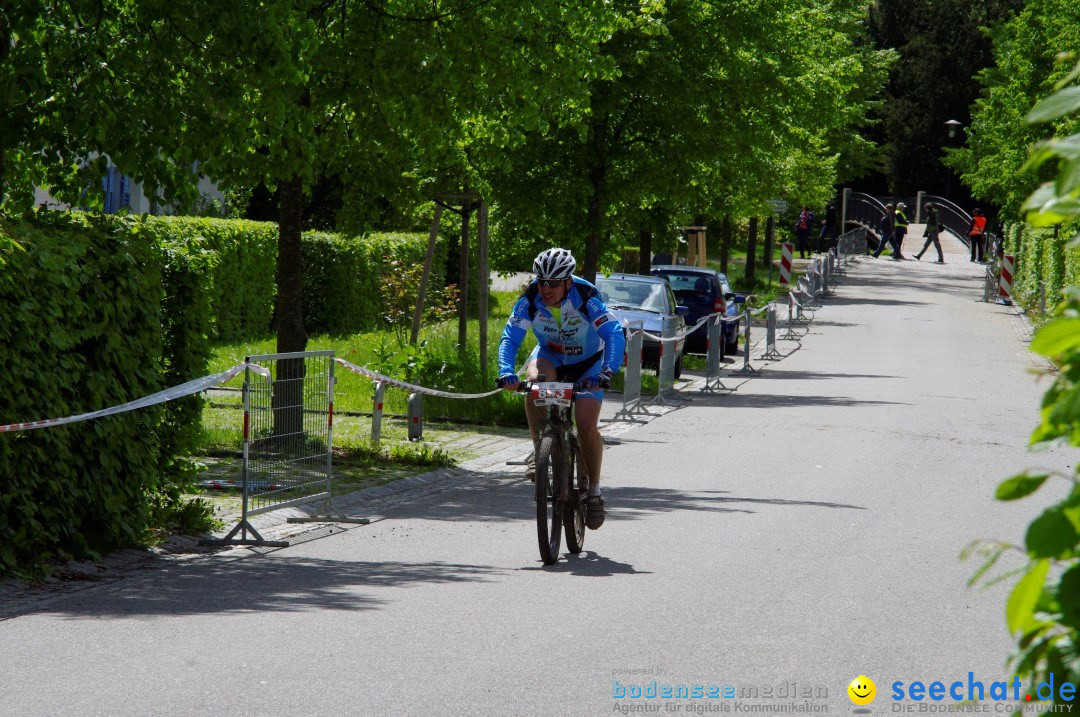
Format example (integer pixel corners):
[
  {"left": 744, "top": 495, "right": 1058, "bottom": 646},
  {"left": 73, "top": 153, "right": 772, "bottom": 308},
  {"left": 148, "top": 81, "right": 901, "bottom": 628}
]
[
  {"left": 780, "top": 243, "right": 793, "bottom": 285},
  {"left": 371, "top": 381, "right": 386, "bottom": 445},
  {"left": 999, "top": 255, "right": 1014, "bottom": 301}
]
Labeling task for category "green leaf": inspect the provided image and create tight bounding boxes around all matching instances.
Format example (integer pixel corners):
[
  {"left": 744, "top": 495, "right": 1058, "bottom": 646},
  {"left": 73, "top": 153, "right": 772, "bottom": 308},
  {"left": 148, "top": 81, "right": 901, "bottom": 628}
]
[
  {"left": 1022, "top": 182, "right": 1059, "bottom": 212},
  {"left": 1055, "top": 61, "right": 1080, "bottom": 90},
  {"left": 1025, "top": 506, "right": 1080, "bottom": 558},
  {"left": 1007, "top": 560, "right": 1050, "bottom": 633},
  {"left": 1031, "top": 319, "right": 1080, "bottom": 356},
  {"left": 1056, "top": 158, "right": 1080, "bottom": 196},
  {"left": 1058, "top": 565, "right": 1080, "bottom": 629},
  {"left": 997, "top": 473, "right": 1051, "bottom": 501},
  {"left": 1027, "top": 86, "right": 1080, "bottom": 124},
  {"left": 968, "top": 543, "right": 1007, "bottom": 588}
]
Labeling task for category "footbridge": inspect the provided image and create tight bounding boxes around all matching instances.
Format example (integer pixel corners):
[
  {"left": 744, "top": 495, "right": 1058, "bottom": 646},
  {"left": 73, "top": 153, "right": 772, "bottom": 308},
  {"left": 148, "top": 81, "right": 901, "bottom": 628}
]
[{"left": 840, "top": 189, "right": 997, "bottom": 254}]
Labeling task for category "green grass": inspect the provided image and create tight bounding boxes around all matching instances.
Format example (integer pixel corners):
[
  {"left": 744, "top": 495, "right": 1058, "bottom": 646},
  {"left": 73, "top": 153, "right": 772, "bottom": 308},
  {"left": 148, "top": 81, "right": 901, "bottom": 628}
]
[{"left": 198, "top": 289, "right": 534, "bottom": 476}]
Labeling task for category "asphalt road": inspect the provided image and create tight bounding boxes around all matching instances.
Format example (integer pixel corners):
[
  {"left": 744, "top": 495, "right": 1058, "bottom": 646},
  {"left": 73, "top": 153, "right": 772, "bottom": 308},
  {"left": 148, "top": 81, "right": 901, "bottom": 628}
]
[{"left": 1, "top": 249, "right": 1071, "bottom": 717}]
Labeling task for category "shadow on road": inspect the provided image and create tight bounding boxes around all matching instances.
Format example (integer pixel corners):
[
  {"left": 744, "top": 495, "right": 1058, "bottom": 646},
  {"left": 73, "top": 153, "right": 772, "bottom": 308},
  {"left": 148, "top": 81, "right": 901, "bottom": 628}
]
[
  {"left": 741, "top": 371, "right": 898, "bottom": 381},
  {"left": 26, "top": 555, "right": 506, "bottom": 619},
  {"left": 606, "top": 486, "right": 866, "bottom": 522},
  {"left": 518, "top": 551, "right": 651, "bottom": 577},
  {"left": 826, "top": 296, "right": 928, "bottom": 307},
  {"left": 688, "top": 393, "right": 908, "bottom": 409}
]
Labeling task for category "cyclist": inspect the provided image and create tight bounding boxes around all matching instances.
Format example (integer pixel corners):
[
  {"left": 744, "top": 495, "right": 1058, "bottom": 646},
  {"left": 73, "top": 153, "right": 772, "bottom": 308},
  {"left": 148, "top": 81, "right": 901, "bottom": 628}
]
[{"left": 496, "top": 248, "right": 625, "bottom": 530}]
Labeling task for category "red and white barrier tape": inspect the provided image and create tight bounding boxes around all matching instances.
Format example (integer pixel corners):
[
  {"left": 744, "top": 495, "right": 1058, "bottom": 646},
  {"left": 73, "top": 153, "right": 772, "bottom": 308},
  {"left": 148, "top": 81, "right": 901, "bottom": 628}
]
[
  {"left": 639, "top": 312, "right": 736, "bottom": 343},
  {"left": 0, "top": 362, "right": 269, "bottom": 434},
  {"left": 789, "top": 290, "right": 813, "bottom": 311},
  {"left": 334, "top": 358, "right": 502, "bottom": 399}
]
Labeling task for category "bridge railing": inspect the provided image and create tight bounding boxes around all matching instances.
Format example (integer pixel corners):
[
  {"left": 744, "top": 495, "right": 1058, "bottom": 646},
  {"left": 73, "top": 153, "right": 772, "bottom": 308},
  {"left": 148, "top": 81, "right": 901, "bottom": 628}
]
[
  {"left": 843, "top": 192, "right": 888, "bottom": 244},
  {"left": 921, "top": 194, "right": 1001, "bottom": 261}
]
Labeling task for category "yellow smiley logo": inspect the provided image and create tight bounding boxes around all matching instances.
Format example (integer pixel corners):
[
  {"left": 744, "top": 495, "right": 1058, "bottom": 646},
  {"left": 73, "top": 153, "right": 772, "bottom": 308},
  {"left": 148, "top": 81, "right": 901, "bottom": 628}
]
[{"left": 848, "top": 675, "right": 876, "bottom": 706}]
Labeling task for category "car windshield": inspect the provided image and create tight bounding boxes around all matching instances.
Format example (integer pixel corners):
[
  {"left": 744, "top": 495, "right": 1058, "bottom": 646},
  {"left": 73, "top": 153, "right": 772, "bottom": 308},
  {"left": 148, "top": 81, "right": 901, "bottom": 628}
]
[
  {"left": 657, "top": 272, "right": 712, "bottom": 294},
  {"left": 597, "top": 278, "right": 670, "bottom": 313}
]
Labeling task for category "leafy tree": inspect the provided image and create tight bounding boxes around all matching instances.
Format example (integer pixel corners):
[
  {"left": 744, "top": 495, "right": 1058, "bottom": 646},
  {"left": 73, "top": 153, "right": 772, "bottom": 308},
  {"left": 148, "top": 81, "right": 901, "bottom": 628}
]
[
  {"left": 2, "top": 0, "right": 618, "bottom": 354},
  {"left": 0, "top": 2, "right": 178, "bottom": 210},
  {"left": 486, "top": 0, "right": 890, "bottom": 281},
  {"left": 862, "top": 0, "right": 1021, "bottom": 198},
  {"left": 950, "top": 0, "right": 1080, "bottom": 220},
  {"left": 967, "top": 58, "right": 1080, "bottom": 708}
]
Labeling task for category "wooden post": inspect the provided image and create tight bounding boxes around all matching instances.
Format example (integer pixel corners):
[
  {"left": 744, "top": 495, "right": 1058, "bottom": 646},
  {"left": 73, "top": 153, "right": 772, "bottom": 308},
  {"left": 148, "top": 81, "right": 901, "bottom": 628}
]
[
  {"left": 721, "top": 214, "right": 731, "bottom": 274},
  {"left": 410, "top": 203, "right": 443, "bottom": 346},
  {"left": 477, "top": 202, "right": 490, "bottom": 383},
  {"left": 764, "top": 215, "right": 775, "bottom": 288},
  {"left": 458, "top": 202, "right": 472, "bottom": 353},
  {"left": 745, "top": 217, "right": 758, "bottom": 286},
  {"left": 684, "top": 226, "right": 707, "bottom": 268},
  {"left": 638, "top": 229, "right": 653, "bottom": 274}
]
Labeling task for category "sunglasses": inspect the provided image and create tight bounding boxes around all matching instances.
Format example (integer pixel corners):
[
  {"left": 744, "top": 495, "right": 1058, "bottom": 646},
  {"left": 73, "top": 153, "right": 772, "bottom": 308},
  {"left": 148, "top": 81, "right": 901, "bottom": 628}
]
[{"left": 538, "top": 279, "right": 565, "bottom": 288}]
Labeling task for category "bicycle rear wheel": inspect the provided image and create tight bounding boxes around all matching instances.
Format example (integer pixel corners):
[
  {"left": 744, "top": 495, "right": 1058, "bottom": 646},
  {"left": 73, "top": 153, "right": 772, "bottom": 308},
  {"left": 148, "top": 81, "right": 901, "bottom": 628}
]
[
  {"left": 564, "top": 442, "right": 587, "bottom": 554},
  {"left": 535, "top": 433, "right": 563, "bottom": 565}
]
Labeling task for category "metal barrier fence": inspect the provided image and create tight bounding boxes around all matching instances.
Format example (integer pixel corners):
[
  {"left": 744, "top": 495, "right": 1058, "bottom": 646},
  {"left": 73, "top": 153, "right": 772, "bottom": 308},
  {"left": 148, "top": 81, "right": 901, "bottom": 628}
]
[
  {"left": 608, "top": 322, "right": 650, "bottom": 421},
  {"left": 205, "top": 350, "right": 338, "bottom": 547},
  {"left": 736, "top": 304, "right": 758, "bottom": 374},
  {"left": 837, "top": 227, "right": 867, "bottom": 263},
  {"left": 763, "top": 305, "right": 781, "bottom": 359},
  {"left": 983, "top": 263, "right": 999, "bottom": 303},
  {"left": 700, "top": 314, "right": 729, "bottom": 393},
  {"left": 653, "top": 315, "right": 681, "bottom": 404}
]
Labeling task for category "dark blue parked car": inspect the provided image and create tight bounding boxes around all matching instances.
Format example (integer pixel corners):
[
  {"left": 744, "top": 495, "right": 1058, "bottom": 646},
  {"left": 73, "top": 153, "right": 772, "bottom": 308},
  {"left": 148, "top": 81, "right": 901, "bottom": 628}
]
[{"left": 650, "top": 266, "right": 743, "bottom": 355}]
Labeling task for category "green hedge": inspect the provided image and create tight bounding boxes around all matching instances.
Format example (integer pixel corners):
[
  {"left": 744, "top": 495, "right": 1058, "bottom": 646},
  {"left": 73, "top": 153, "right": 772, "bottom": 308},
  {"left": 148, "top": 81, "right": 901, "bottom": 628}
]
[
  {"left": 301, "top": 230, "right": 449, "bottom": 336},
  {"left": 1004, "top": 220, "right": 1080, "bottom": 315},
  {"left": 0, "top": 212, "right": 207, "bottom": 575},
  {"left": 136, "top": 218, "right": 278, "bottom": 341},
  {"left": 141, "top": 217, "right": 447, "bottom": 341},
  {"left": 0, "top": 212, "right": 448, "bottom": 576}
]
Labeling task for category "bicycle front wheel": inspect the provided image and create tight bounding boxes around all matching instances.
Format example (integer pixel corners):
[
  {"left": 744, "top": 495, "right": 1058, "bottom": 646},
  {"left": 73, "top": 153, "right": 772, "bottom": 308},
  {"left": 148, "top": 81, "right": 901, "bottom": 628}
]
[
  {"left": 564, "top": 441, "right": 587, "bottom": 554},
  {"left": 535, "top": 433, "right": 563, "bottom": 565}
]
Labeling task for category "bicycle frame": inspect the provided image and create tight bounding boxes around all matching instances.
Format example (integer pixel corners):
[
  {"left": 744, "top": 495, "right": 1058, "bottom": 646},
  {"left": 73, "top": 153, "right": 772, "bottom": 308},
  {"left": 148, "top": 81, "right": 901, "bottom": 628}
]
[{"left": 520, "top": 380, "right": 590, "bottom": 564}]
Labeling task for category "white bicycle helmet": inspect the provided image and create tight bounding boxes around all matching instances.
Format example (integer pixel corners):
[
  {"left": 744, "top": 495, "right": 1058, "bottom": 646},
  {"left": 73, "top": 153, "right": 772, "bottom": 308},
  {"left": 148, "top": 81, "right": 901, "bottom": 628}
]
[{"left": 533, "top": 248, "right": 576, "bottom": 280}]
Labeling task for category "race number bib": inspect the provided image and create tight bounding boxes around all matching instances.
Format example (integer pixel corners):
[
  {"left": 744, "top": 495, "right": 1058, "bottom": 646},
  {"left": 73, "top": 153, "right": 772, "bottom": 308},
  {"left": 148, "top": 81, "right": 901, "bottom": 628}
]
[{"left": 531, "top": 382, "right": 574, "bottom": 407}]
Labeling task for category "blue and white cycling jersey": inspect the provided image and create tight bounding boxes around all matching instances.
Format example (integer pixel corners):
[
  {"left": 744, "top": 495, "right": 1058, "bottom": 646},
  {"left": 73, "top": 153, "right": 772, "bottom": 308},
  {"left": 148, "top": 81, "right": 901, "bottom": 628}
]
[{"left": 497, "top": 277, "right": 625, "bottom": 378}]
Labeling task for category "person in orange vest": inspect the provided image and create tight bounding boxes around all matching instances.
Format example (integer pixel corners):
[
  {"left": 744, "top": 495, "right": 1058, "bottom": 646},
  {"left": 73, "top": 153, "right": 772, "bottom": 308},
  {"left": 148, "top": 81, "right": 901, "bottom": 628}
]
[{"left": 967, "top": 208, "right": 988, "bottom": 262}]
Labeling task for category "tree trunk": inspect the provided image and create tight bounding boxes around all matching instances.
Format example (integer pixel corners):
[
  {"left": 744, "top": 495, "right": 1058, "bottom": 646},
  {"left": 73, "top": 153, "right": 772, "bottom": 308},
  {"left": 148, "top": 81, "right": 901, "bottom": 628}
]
[
  {"left": 721, "top": 214, "right": 732, "bottom": 275},
  {"left": 274, "top": 173, "right": 308, "bottom": 441},
  {"left": 745, "top": 216, "right": 758, "bottom": 287},
  {"left": 584, "top": 167, "right": 605, "bottom": 283},
  {"left": 0, "top": 26, "right": 8, "bottom": 199},
  {"left": 583, "top": 115, "right": 608, "bottom": 283},
  {"left": 638, "top": 229, "right": 653, "bottom": 274},
  {"left": 763, "top": 215, "right": 775, "bottom": 270},
  {"left": 457, "top": 202, "right": 471, "bottom": 354}
]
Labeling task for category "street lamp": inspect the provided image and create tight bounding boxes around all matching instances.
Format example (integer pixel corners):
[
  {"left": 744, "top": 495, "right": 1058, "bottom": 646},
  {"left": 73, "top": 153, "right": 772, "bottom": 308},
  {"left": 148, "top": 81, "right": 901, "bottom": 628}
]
[{"left": 944, "top": 120, "right": 963, "bottom": 199}]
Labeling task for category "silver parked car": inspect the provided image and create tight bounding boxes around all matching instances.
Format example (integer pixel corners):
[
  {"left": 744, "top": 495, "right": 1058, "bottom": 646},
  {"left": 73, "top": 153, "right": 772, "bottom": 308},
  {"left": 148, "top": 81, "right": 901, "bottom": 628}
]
[{"left": 595, "top": 274, "right": 688, "bottom": 378}]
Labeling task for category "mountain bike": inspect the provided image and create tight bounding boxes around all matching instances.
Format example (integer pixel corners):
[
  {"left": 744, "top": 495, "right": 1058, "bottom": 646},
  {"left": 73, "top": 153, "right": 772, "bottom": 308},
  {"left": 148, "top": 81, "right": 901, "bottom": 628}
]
[{"left": 518, "top": 379, "right": 590, "bottom": 565}]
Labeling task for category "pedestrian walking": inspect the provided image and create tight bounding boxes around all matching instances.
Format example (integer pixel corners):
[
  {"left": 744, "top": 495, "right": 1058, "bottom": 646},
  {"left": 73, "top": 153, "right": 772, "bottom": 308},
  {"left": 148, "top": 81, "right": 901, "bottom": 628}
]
[
  {"left": 795, "top": 205, "right": 814, "bottom": 259},
  {"left": 914, "top": 202, "right": 944, "bottom": 263},
  {"left": 893, "top": 202, "right": 909, "bottom": 258},
  {"left": 872, "top": 203, "right": 900, "bottom": 258},
  {"left": 817, "top": 201, "right": 837, "bottom": 254},
  {"left": 967, "top": 208, "right": 988, "bottom": 262}
]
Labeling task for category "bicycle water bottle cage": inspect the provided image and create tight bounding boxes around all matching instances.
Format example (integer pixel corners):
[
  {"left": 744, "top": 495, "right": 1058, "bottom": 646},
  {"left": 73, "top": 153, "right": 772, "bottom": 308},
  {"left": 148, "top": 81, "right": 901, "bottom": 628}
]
[{"left": 531, "top": 382, "right": 574, "bottom": 407}]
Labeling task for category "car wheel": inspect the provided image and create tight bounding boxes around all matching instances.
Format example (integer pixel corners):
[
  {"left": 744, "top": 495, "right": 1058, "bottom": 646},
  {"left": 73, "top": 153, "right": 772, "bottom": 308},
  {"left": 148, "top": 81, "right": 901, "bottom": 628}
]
[{"left": 726, "top": 335, "right": 738, "bottom": 355}]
